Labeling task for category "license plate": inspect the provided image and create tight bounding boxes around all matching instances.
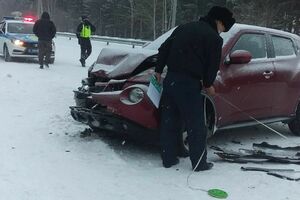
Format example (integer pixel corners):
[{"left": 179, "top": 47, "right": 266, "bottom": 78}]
[{"left": 28, "top": 49, "right": 38, "bottom": 53}]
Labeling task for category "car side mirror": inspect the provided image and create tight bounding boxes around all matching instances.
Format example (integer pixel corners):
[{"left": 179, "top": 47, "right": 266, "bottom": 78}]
[{"left": 228, "top": 50, "right": 252, "bottom": 64}]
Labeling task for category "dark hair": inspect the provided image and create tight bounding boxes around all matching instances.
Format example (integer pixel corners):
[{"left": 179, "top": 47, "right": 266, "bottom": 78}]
[
  {"left": 207, "top": 6, "right": 235, "bottom": 32},
  {"left": 81, "top": 16, "right": 88, "bottom": 21},
  {"left": 41, "top": 12, "right": 50, "bottom": 20}
]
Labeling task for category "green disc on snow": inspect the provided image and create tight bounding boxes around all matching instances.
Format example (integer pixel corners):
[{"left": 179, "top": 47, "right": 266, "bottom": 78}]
[{"left": 207, "top": 189, "right": 228, "bottom": 199}]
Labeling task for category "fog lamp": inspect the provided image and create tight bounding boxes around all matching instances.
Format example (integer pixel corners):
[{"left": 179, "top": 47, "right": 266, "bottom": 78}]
[{"left": 128, "top": 88, "right": 144, "bottom": 104}]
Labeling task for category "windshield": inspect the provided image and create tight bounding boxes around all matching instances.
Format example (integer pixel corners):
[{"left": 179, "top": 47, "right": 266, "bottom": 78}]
[
  {"left": 220, "top": 31, "right": 231, "bottom": 45},
  {"left": 144, "top": 26, "right": 232, "bottom": 50},
  {"left": 7, "top": 22, "right": 34, "bottom": 34},
  {"left": 143, "top": 27, "right": 176, "bottom": 50}
]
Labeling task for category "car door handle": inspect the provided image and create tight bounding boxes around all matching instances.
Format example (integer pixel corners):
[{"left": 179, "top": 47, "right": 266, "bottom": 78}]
[{"left": 263, "top": 71, "right": 274, "bottom": 79}]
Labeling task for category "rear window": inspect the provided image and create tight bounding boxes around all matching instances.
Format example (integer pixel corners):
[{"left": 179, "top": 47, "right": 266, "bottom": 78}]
[{"left": 271, "top": 35, "right": 296, "bottom": 57}]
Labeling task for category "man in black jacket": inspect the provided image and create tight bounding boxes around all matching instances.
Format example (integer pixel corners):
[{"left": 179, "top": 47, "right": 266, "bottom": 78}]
[
  {"left": 76, "top": 16, "right": 96, "bottom": 67},
  {"left": 33, "top": 12, "right": 56, "bottom": 69},
  {"left": 155, "top": 6, "right": 235, "bottom": 171}
]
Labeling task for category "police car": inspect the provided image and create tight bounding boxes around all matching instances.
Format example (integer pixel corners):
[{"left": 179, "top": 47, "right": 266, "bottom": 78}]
[{"left": 0, "top": 16, "right": 55, "bottom": 62}]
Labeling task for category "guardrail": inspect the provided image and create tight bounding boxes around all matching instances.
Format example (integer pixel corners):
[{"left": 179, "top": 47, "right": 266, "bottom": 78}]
[{"left": 56, "top": 32, "right": 151, "bottom": 48}]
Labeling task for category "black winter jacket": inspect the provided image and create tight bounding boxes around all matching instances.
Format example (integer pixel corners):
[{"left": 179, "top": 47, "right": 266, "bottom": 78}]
[
  {"left": 33, "top": 13, "right": 56, "bottom": 42},
  {"left": 155, "top": 17, "right": 223, "bottom": 88}
]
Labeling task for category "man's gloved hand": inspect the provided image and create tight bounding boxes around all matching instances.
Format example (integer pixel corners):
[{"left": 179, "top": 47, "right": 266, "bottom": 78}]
[
  {"left": 154, "top": 72, "right": 162, "bottom": 83},
  {"left": 204, "top": 86, "right": 216, "bottom": 96}
]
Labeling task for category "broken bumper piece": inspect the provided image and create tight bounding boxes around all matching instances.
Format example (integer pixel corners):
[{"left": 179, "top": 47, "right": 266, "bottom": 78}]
[{"left": 70, "top": 106, "right": 158, "bottom": 142}]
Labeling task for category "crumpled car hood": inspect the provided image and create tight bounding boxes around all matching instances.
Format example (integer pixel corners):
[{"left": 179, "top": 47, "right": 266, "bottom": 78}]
[{"left": 90, "top": 47, "right": 157, "bottom": 79}]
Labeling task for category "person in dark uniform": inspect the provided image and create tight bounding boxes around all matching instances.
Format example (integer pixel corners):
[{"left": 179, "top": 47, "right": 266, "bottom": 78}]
[
  {"left": 76, "top": 16, "right": 96, "bottom": 67},
  {"left": 154, "top": 6, "right": 235, "bottom": 171},
  {"left": 33, "top": 12, "right": 56, "bottom": 69}
]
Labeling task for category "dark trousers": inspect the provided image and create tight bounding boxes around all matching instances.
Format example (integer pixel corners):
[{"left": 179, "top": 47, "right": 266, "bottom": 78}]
[
  {"left": 160, "top": 72, "right": 207, "bottom": 168},
  {"left": 80, "top": 38, "right": 92, "bottom": 60},
  {"left": 38, "top": 40, "right": 52, "bottom": 66}
]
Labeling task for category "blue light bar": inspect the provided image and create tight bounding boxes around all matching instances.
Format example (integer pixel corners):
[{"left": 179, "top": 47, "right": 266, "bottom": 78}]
[{"left": 3, "top": 16, "right": 22, "bottom": 20}]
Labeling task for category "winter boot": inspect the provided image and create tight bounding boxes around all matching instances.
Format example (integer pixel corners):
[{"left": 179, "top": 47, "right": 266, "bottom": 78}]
[
  {"left": 193, "top": 162, "right": 214, "bottom": 172},
  {"left": 163, "top": 158, "right": 179, "bottom": 168},
  {"left": 79, "top": 58, "right": 85, "bottom": 67}
]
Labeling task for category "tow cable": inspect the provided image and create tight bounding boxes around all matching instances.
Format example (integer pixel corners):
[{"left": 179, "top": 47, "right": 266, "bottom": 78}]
[{"left": 186, "top": 93, "right": 289, "bottom": 199}]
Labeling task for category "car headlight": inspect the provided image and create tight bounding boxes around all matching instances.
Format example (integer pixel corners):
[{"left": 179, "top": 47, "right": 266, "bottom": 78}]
[
  {"left": 12, "top": 39, "right": 24, "bottom": 46},
  {"left": 128, "top": 88, "right": 144, "bottom": 104},
  {"left": 83, "top": 85, "right": 89, "bottom": 91},
  {"left": 81, "top": 78, "right": 89, "bottom": 86}
]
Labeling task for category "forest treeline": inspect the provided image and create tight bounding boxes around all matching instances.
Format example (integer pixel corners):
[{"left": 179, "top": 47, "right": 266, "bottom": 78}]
[{"left": 0, "top": 0, "right": 299, "bottom": 40}]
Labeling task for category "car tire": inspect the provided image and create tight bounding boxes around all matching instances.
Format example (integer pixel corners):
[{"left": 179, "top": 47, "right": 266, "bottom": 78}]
[
  {"left": 49, "top": 58, "right": 55, "bottom": 64},
  {"left": 288, "top": 105, "right": 300, "bottom": 136},
  {"left": 177, "top": 97, "right": 215, "bottom": 157},
  {"left": 4, "top": 45, "right": 12, "bottom": 62}
]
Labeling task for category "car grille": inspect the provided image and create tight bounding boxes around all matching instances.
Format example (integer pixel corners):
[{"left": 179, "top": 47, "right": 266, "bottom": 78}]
[{"left": 23, "top": 42, "right": 38, "bottom": 48}]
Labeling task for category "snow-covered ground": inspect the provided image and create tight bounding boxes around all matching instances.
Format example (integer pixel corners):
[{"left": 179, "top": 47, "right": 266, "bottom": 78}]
[{"left": 0, "top": 36, "right": 299, "bottom": 200}]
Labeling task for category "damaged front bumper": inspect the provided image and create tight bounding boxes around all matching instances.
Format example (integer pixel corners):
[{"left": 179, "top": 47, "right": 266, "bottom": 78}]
[{"left": 70, "top": 106, "right": 158, "bottom": 142}]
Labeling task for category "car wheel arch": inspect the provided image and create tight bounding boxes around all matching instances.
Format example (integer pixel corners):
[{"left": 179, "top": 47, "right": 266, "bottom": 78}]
[
  {"left": 204, "top": 95, "right": 216, "bottom": 137},
  {"left": 3, "top": 44, "right": 11, "bottom": 62},
  {"left": 178, "top": 94, "right": 216, "bottom": 155},
  {"left": 288, "top": 102, "right": 300, "bottom": 136}
]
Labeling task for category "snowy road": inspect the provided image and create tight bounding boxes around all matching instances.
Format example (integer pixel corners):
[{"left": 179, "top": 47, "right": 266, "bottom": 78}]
[{"left": 0, "top": 36, "right": 299, "bottom": 200}]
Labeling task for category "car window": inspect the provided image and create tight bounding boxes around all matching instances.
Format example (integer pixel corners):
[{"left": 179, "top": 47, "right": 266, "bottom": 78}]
[
  {"left": 232, "top": 33, "right": 267, "bottom": 59},
  {"left": 7, "top": 22, "right": 33, "bottom": 34},
  {"left": 271, "top": 35, "right": 296, "bottom": 57}
]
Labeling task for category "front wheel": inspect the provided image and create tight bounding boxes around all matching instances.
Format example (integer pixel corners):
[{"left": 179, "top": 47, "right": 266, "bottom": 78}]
[
  {"left": 288, "top": 120, "right": 300, "bottom": 136},
  {"left": 4, "top": 46, "right": 12, "bottom": 62},
  {"left": 177, "top": 97, "right": 215, "bottom": 156},
  {"left": 288, "top": 104, "right": 300, "bottom": 136}
]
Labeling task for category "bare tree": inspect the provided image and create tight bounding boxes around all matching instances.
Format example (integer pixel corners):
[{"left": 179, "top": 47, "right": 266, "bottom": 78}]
[
  {"left": 128, "top": 0, "right": 134, "bottom": 38},
  {"left": 153, "top": 0, "right": 157, "bottom": 39},
  {"left": 37, "top": 0, "right": 43, "bottom": 16},
  {"left": 162, "top": 0, "right": 168, "bottom": 33},
  {"left": 170, "top": 0, "right": 177, "bottom": 29}
]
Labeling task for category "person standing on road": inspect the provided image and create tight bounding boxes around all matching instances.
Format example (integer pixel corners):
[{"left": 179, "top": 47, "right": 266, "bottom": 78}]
[
  {"left": 154, "top": 6, "right": 235, "bottom": 171},
  {"left": 33, "top": 11, "right": 56, "bottom": 69},
  {"left": 76, "top": 16, "right": 96, "bottom": 67}
]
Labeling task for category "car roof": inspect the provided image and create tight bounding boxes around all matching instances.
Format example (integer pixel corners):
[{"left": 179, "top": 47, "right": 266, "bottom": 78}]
[
  {"left": 233, "top": 23, "right": 300, "bottom": 40},
  {"left": 2, "top": 19, "right": 34, "bottom": 24}
]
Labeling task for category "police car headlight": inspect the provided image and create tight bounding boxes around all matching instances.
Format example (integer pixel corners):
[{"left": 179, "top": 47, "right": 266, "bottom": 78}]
[
  {"left": 128, "top": 88, "right": 144, "bottom": 104},
  {"left": 12, "top": 39, "right": 24, "bottom": 46}
]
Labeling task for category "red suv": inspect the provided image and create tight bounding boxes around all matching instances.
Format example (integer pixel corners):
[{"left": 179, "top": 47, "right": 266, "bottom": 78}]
[{"left": 70, "top": 24, "right": 300, "bottom": 151}]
